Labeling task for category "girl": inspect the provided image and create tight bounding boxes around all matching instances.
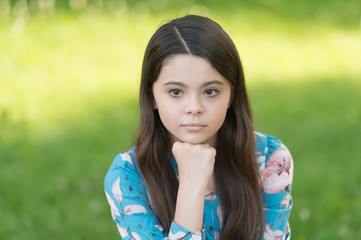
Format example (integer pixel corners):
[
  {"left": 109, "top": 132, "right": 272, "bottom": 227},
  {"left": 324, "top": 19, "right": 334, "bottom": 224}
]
[{"left": 104, "top": 15, "right": 293, "bottom": 240}]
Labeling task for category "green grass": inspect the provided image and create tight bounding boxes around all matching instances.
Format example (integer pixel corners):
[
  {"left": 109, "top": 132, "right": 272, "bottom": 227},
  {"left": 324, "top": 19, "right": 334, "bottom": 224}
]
[{"left": 1, "top": 3, "right": 361, "bottom": 239}]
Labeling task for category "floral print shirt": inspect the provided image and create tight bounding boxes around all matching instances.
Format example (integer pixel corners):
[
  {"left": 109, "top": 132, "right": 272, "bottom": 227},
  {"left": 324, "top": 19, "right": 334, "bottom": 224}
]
[{"left": 104, "top": 132, "right": 293, "bottom": 239}]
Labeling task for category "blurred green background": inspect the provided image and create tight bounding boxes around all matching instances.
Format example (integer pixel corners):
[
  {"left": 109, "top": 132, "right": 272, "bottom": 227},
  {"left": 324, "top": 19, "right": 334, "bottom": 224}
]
[{"left": 1, "top": 0, "right": 361, "bottom": 239}]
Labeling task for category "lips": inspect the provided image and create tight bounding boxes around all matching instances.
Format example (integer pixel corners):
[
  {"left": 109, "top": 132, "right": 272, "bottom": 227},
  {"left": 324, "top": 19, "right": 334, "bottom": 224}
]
[{"left": 182, "top": 123, "right": 206, "bottom": 132}]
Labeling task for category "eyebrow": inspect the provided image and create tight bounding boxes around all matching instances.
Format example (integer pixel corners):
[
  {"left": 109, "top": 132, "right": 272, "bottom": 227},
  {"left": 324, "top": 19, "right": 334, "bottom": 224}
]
[{"left": 163, "top": 80, "right": 224, "bottom": 87}]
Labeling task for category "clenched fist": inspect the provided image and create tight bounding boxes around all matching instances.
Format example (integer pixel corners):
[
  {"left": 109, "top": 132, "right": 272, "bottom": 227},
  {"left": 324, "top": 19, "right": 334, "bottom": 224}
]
[{"left": 172, "top": 141, "right": 216, "bottom": 192}]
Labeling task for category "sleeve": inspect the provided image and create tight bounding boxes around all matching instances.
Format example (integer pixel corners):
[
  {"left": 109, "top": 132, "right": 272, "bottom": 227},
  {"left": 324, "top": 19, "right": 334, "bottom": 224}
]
[
  {"left": 256, "top": 134, "right": 294, "bottom": 240},
  {"left": 104, "top": 151, "right": 205, "bottom": 240}
]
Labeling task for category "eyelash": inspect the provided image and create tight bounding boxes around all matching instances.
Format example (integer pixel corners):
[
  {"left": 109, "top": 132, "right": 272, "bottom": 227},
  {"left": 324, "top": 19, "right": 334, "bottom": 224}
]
[
  {"left": 204, "top": 89, "right": 219, "bottom": 96},
  {"left": 169, "top": 89, "right": 183, "bottom": 97},
  {"left": 168, "top": 89, "right": 219, "bottom": 97}
]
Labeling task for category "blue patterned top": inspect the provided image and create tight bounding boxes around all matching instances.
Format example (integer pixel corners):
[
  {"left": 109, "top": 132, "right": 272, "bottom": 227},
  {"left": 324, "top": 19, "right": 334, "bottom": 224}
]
[{"left": 104, "top": 132, "right": 293, "bottom": 239}]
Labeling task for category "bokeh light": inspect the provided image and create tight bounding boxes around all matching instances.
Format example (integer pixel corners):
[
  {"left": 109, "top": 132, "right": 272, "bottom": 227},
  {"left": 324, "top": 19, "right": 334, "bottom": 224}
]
[{"left": 1, "top": 0, "right": 360, "bottom": 239}]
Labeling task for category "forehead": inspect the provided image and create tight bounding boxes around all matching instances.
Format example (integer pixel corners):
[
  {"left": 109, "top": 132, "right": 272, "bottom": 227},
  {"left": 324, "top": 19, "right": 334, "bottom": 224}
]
[{"left": 157, "top": 54, "right": 229, "bottom": 86}]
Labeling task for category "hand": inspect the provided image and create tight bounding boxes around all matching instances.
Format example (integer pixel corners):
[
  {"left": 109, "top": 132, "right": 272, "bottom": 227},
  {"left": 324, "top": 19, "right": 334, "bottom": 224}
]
[
  {"left": 172, "top": 141, "right": 216, "bottom": 232},
  {"left": 172, "top": 141, "right": 216, "bottom": 192}
]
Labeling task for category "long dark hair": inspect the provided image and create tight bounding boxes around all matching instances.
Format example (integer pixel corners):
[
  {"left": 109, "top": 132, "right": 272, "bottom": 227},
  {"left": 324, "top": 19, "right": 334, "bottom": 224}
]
[{"left": 135, "top": 15, "right": 263, "bottom": 240}]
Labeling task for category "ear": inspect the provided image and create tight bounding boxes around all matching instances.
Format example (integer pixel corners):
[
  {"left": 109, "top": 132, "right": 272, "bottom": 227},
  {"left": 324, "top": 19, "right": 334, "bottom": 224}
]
[
  {"left": 153, "top": 97, "right": 158, "bottom": 109},
  {"left": 228, "top": 89, "right": 234, "bottom": 108},
  {"left": 228, "top": 98, "right": 232, "bottom": 108}
]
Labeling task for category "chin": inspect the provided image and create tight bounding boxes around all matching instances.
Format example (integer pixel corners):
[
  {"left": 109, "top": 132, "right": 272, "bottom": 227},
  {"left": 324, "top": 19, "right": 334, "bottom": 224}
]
[
  {"left": 185, "top": 140, "right": 205, "bottom": 145},
  {"left": 170, "top": 133, "right": 216, "bottom": 146},
  {"left": 180, "top": 137, "right": 213, "bottom": 145}
]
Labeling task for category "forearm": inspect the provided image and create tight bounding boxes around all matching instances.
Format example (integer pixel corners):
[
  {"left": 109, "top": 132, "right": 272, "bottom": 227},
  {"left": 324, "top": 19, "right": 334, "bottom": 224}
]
[
  {"left": 174, "top": 181, "right": 206, "bottom": 232},
  {"left": 172, "top": 142, "right": 215, "bottom": 233}
]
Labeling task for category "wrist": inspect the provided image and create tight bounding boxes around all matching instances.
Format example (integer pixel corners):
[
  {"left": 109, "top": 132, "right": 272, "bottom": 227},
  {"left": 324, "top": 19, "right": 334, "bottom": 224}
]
[
  {"left": 178, "top": 178, "right": 208, "bottom": 195},
  {"left": 175, "top": 182, "right": 206, "bottom": 232}
]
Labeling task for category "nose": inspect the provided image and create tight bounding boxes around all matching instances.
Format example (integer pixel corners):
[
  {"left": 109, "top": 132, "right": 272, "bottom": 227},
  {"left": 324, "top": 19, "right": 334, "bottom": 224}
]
[{"left": 186, "top": 95, "right": 204, "bottom": 116}]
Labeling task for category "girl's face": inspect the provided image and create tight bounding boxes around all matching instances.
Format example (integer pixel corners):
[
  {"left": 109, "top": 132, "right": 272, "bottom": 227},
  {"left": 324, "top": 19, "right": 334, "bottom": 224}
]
[{"left": 152, "top": 54, "right": 232, "bottom": 146}]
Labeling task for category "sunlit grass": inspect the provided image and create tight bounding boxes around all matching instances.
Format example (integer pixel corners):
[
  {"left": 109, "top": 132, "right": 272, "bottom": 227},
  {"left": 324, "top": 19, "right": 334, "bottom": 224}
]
[
  {"left": 223, "top": 13, "right": 361, "bottom": 83},
  {"left": 0, "top": 8, "right": 360, "bottom": 240},
  {"left": 0, "top": 13, "right": 150, "bottom": 138},
  {"left": 1, "top": 11, "right": 360, "bottom": 137}
]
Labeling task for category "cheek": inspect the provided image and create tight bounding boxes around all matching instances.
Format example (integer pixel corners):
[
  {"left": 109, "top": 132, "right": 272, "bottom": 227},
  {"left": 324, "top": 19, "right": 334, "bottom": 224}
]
[
  {"left": 207, "top": 109, "right": 228, "bottom": 132},
  {"left": 215, "top": 112, "right": 228, "bottom": 127},
  {"left": 156, "top": 103, "right": 178, "bottom": 126},
  {"left": 212, "top": 101, "right": 229, "bottom": 121},
  {"left": 157, "top": 101, "right": 174, "bottom": 116}
]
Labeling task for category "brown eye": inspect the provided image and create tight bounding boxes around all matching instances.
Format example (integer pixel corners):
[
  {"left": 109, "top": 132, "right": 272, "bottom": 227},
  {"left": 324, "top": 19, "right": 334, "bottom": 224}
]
[
  {"left": 204, "top": 89, "right": 218, "bottom": 96},
  {"left": 169, "top": 89, "right": 182, "bottom": 97}
]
